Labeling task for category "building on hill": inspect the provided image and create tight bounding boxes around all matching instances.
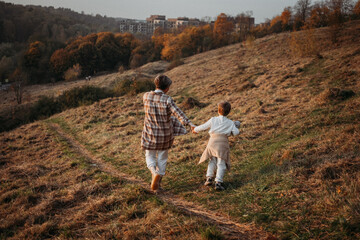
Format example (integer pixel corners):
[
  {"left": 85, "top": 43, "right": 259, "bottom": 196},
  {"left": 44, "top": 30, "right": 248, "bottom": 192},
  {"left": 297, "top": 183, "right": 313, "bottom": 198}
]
[
  {"left": 119, "top": 19, "right": 150, "bottom": 35},
  {"left": 146, "top": 15, "right": 167, "bottom": 34},
  {"left": 234, "top": 16, "right": 255, "bottom": 33},
  {"left": 119, "top": 15, "right": 204, "bottom": 36}
]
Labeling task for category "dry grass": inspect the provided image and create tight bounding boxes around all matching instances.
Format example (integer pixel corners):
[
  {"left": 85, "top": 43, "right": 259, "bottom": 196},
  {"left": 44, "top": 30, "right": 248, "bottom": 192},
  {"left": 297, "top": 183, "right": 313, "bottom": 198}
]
[
  {"left": 1, "top": 20, "right": 360, "bottom": 239},
  {"left": 0, "top": 122, "right": 216, "bottom": 239}
]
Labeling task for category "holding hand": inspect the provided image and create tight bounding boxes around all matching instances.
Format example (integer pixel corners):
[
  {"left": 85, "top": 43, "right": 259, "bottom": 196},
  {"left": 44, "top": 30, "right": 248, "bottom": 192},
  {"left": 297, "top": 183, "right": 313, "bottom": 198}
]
[{"left": 191, "top": 126, "right": 197, "bottom": 134}]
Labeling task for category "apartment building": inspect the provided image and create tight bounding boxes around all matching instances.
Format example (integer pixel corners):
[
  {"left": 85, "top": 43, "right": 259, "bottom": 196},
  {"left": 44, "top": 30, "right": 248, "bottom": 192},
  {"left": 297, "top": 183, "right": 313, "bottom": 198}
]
[
  {"left": 119, "top": 19, "right": 150, "bottom": 35},
  {"left": 119, "top": 15, "right": 202, "bottom": 36},
  {"left": 119, "top": 15, "right": 254, "bottom": 36},
  {"left": 234, "top": 17, "right": 255, "bottom": 32}
]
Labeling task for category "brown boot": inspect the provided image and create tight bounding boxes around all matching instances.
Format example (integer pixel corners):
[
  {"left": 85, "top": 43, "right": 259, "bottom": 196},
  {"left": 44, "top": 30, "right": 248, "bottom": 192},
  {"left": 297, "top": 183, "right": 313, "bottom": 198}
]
[{"left": 151, "top": 174, "right": 161, "bottom": 191}]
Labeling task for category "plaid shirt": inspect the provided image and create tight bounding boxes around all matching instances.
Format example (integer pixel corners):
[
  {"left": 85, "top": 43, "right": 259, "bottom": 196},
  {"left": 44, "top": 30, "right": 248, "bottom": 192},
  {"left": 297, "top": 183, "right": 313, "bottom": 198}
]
[{"left": 141, "top": 90, "right": 190, "bottom": 150}]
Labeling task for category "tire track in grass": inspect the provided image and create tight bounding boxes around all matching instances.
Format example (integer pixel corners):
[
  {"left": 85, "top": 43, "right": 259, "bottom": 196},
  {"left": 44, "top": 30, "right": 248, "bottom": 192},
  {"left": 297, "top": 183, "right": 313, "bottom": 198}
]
[{"left": 47, "top": 122, "right": 274, "bottom": 240}]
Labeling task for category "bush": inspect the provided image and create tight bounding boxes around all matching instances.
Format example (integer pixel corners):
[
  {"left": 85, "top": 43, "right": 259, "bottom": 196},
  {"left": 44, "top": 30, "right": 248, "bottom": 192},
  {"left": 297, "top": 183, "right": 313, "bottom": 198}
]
[
  {"left": 57, "top": 85, "right": 112, "bottom": 109},
  {"left": 64, "top": 64, "right": 82, "bottom": 81},
  {"left": 289, "top": 29, "right": 320, "bottom": 57},
  {"left": 166, "top": 58, "right": 184, "bottom": 71},
  {"left": 30, "top": 96, "right": 60, "bottom": 120},
  {"left": 118, "top": 65, "right": 126, "bottom": 73},
  {"left": 245, "top": 35, "right": 256, "bottom": 49},
  {"left": 113, "top": 77, "right": 155, "bottom": 96}
]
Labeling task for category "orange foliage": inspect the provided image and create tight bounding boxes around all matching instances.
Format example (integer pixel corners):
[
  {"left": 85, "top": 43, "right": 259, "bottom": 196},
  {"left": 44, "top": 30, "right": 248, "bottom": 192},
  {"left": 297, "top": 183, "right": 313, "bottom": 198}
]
[
  {"left": 354, "top": 0, "right": 360, "bottom": 15},
  {"left": 214, "top": 13, "right": 234, "bottom": 46},
  {"left": 160, "top": 34, "right": 177, "bottom": 61},
  {"left": 270, "top": 16, "right": 282, "bottom": 27},
  {"left": 50, "top": 32, "right": 139, "bottom": 79},
  {"left": 24, "top": 41, "right": 45, "bottom": 68},
  {"left": 160, "top": 25, "right": 214, "bottom": 61},
  {"left": 281, "top": 8, "right": 292, "bottom": 26},
  {"left": 307, "top": 5, "right": 331, "bottom": 28}
]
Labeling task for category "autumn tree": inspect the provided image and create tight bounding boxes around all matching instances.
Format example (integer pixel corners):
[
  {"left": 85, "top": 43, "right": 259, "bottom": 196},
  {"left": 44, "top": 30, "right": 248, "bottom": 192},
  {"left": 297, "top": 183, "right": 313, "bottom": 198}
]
[
  {"left": 326, "top": 0, "right": 354, "bottom": 22},
  {"left": 213, "top": 13, "right": 234, "bottom": 47},
  {"left": 355, "top": 0, "right": 360, "bottom": 16},
  {"left": 23, "top": 41, "right": 49, "bottom": 83},
  {"left": 281, "top": 7, "right": 293, "bottom": 30},
  {"left": 294, "top": 0, "right": 312, "bottom": 29},
  {"left": 307, "top": 3, "right": 331, "bottom": 28},
  {"left": 10, "top": 68, "right": 28, "bottom": 104},
  {"left": 160, "top": 34, "right": 178, "bottom": 61},
  {"left": 326, "top": 0, "right": 354, "bottom": 42},
  {"left": 50, "top": 32, "right": 138, "bottom": 80},
  {"left": 295, "top": 0, "right": 312, "bottom": 22},
  {"left": 160, "top": 25, "right": 214, "bottom": 61},
  {"left": 270, "top": 15, "right": 283, "bottom": 33}
]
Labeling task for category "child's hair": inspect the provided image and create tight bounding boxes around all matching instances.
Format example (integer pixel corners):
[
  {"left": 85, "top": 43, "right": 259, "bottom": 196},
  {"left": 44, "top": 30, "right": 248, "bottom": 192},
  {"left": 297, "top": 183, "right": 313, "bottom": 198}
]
[{"left": 218, "top": 101, "right": 231, "bottom": 116}]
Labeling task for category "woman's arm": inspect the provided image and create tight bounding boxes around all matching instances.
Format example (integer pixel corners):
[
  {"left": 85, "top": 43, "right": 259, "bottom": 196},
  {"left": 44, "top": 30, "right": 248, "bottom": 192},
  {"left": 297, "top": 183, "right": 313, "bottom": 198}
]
[{"left": 168, "top": 97, "right": 191, "bottom": 126}]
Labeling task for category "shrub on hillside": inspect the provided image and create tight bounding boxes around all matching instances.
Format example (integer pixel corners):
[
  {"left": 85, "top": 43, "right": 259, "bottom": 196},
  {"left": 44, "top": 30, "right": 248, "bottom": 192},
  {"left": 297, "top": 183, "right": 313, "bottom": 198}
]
[
  {"left": 317, "top": 88, "right": 356, "bottom": 104},
  {"left": 118, "top": 65, "right": 126, "bottom": 74},
  {"left": 57, "top": 85, "right": 112, "bottom": 108},
  {"left": 166, "top": 58, "right": 184, "bottom": 71},
  {"left": 113, "top": 78, "right": 155, "bottom": 96},
  {"left": 64, "top": 64, "right": 82, "bottom": 81},
  {"left": 30, "top": 96, "right": 60, "bottom": 120},
  {"left": 289, "top": 28, "right": 320, "bottom": 57}
]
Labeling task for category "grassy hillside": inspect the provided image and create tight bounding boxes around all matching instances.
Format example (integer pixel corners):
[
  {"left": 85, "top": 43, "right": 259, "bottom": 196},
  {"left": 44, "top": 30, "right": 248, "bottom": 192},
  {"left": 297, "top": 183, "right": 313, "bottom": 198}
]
[{"left": 1, "top": 21, "right": 360, "bottom": 239}]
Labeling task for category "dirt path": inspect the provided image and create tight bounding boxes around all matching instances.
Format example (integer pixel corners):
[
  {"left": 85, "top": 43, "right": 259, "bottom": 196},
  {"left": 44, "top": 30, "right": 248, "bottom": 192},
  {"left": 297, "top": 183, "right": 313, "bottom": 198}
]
[{"left": 47, "top": 122, "right": 273, "bottom": 240}]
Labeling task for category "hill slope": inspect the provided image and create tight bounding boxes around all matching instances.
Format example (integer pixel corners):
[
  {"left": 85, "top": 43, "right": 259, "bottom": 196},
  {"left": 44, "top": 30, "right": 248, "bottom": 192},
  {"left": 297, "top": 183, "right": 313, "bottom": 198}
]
[{"left": 1, "top": 21, "right": 360, "bottom": 239}]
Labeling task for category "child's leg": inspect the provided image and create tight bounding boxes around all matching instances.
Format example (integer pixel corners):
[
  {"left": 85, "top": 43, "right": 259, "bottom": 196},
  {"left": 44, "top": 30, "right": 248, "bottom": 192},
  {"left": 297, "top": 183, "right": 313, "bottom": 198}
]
[
  {"left": 145, "top": 150, "right": 157, "bottom": 174},
  {"left": 215, "top": 158, "right": 227, "bottom": 183},
  {"left": 206, "top": 157, "right": 217, "bottom": 178},
  {"left": 156, "top": 150, "right": 168, "bottom": 176}
]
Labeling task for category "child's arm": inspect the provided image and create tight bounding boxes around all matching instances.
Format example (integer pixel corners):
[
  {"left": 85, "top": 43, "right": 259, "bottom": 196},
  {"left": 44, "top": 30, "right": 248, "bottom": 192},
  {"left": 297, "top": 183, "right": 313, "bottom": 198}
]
[
  {"left": 231, "top": 122, "right": 240, "bottom": 136},
  {"left": 193, "top": 118, "right": 212, "bottom": 133}
]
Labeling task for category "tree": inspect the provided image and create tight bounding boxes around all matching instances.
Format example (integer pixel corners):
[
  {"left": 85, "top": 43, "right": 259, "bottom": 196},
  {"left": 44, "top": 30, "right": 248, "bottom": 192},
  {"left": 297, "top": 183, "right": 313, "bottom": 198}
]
[
  {"left": 23, "top": 41, "right": 49, "bottom": 84},
  {"left": 354, "top": 0, "right": 360, "bottom": 16},
  {"left": 307, "top": 3, "right": 331, "bottom": 28},
  {"left": 325, "top": 0, "right": 354, "bottom": 43},
  {"left": 270, "top": 16, "right": 283, "bottom": 33},
  {"left": 281, "top": 7, "right": 293, "bottom": 30},
  {"left": 10, "top": 69, "right": 28, "bottom": 104},
  {"left": 213, "top": 13, "right": 234, "bottom": 47},
  {"left": 294, "top": 0, "right": 312, "bottom": 25}
]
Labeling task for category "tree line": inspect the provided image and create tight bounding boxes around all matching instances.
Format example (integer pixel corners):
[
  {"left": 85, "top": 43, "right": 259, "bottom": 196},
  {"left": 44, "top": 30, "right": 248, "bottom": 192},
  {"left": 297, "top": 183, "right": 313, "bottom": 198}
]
[
  {"left": 251, "top": 0, "right": 360, "bottom": 38},
  {"left": 0, "top": 1, "right": 122, "bottom": 84}
]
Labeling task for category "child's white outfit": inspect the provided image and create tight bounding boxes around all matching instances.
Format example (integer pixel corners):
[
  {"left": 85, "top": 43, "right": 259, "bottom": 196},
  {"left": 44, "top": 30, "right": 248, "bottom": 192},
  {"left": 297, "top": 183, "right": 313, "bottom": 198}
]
[{"left": 194, "top": 116, "right": 239, "bottom": 183}]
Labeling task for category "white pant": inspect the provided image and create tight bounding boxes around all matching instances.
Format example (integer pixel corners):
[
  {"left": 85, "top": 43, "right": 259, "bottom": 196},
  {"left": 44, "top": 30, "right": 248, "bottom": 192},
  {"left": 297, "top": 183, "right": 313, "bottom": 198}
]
[
  {"left": 145, "top": 150, "right": 168, "bottom": 176},
  {"left": 206, "top": 157, "right": 226, "bottom": 183}
]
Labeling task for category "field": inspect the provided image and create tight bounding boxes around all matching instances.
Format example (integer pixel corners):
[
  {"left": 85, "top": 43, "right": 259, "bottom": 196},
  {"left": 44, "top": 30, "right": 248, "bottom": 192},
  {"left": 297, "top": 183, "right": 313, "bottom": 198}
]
[{"left": 1, "top": 21, "right": 360, "bottom": 239}]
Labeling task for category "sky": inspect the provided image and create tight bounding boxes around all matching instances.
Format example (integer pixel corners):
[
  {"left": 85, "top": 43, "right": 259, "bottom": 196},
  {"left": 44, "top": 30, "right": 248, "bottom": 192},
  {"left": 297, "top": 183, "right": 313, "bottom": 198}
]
[{"left": 3, "top": 0, "right": 299, "bottom": 24}]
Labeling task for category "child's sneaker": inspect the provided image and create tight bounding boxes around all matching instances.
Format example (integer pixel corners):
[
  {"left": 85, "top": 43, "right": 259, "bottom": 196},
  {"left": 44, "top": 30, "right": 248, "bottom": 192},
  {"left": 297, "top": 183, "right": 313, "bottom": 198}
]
[
  {"left": 215, "top": 182, "right": 225, "bottom": 191},
  {"left": 204, "top": 177, "right": 214, "bottom": 186}
]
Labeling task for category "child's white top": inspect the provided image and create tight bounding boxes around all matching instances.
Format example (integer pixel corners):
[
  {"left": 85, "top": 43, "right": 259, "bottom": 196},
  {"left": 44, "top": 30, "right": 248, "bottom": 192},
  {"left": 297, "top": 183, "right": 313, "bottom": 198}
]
[{"left": 194, "top": 116, "right": 239, "bottom": 136}]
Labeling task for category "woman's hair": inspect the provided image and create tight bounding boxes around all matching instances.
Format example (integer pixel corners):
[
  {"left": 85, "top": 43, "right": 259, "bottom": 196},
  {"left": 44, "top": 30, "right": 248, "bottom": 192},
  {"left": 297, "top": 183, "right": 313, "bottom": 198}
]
[
  {"left": 218, "top": 101, "right": 231, "bottom": 116},
  {"left": 154, "top": 75, "right": 172, "bottom": 90}
]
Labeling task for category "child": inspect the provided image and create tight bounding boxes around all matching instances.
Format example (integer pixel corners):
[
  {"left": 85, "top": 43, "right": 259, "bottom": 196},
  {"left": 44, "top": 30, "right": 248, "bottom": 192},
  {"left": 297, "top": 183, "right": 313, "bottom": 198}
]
[{"left": 193, "top": 101, "right": 240, "bottom": 190}]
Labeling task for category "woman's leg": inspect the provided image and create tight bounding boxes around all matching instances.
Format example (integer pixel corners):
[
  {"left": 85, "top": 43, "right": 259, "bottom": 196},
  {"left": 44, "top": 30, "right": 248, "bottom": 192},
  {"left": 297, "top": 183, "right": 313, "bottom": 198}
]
[
  {"left": 145, "top": 150, "right": 157, "bottom": 174},
  {"left": 151, "top": 150, "right": 168, "bottom": 191},
  {"left": 157, "top": 150, "right": 168, "bottom": 176}
]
